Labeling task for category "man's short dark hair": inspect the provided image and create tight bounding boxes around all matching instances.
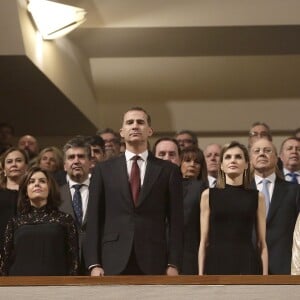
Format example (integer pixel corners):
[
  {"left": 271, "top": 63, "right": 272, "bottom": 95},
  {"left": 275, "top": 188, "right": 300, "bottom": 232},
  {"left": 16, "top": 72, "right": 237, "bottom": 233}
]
[
  {"left": 123, "top": 107, "right": 152, "bottom": 126},
  {"left": 96, "top": 128, "right": 121, "bottom": 145},
  {"left": 63, "top": 136, "right": 91, "bottom": 159},
  {"left": 85, "top": 135, "right": 105, "bottom": 152},
  {"left": 152, "top": 137, "right": 181, "bottom": 156},
  {"left": 175, "top": 130, "right": 198, "bottom": 147}
]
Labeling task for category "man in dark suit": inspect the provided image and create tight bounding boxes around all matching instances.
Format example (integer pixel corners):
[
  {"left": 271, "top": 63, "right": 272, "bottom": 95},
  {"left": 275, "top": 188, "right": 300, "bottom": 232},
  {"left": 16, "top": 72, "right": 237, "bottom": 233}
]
[
  {"left": 279, "top": 136, "right": 300, "bottom": 184},
  {"left": 84, "top": 107, "right": 183, "bottom": 276},
  {"left": 250, "top": 138, "right": 300, "bottom": 274},
  {"left": 59, "top": 136, "right": 92, "bottom": 274}
]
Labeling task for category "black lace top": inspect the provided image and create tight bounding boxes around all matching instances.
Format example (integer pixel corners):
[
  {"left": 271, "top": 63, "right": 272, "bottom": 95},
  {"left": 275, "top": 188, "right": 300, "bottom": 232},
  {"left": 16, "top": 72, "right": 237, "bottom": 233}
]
[{"left": 0, "top": 206, "right": 79, "bottom": 276}]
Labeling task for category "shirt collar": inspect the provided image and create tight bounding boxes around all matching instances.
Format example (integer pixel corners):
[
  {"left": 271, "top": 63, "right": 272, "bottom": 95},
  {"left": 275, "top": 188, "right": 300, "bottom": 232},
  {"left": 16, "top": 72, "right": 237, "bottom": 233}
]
[
  {"left": 254, "top": 172, "right": 276, "bottom": 185},
  {"left": 283, "top": 168, "right": 300, "bottom": 176},
  {"left": 125, "top": 149, "right": 148, "bottom": 162},
  {"left": 208, "top": 175, "right": 217, "bottom": 185}
]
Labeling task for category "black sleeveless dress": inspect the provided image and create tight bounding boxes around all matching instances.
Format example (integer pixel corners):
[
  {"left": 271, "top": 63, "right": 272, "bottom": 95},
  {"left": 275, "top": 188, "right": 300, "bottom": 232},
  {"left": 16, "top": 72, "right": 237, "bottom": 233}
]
[{"left": 204, "top": 185, "right": 261, "bottom": 275}]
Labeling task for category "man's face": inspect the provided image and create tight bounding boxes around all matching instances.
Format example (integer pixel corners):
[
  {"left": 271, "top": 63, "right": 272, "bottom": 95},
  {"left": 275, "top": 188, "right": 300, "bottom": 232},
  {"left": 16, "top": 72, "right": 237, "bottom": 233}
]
[
  {"left": 250, "top": 139, "right": 277, "bottom": 175},
  {"left": 120, "top": 110, "right": 153, "bottom": 145},
  {"left": 248, "top": 125, "right": 271, "bottom": 146},
  {"left": 0, "top": 126, "right": 13, "bottom": 146},
  {"left": 155, "top": 140, "right": 180, "bottom": 166},
  {"left": 176, "top": 133, "right": 194, "bottom": 150},
  {"left": 64, "top": 147, "right": 91, "bottom": 182},
  {"left": 204, "top": 144, "right": 221, "bottom": 177},
  {"left": 100, "top": 132, "right": 120, "bottom": 158},
  {"left": 280, "top": 139, "right": 300, "bottom": 172},
  {"left": 90, "top": 145, "right": 105, "bottom": 166},
  {"left": 18, "top": 135, "right": 39, "bottom": 159}
]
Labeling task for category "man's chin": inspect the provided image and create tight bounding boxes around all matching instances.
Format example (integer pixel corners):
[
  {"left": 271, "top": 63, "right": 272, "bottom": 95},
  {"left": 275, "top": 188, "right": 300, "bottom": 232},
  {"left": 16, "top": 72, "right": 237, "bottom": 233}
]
[{"left": 71, "top": 173, "right": 83, "bottom": 181}]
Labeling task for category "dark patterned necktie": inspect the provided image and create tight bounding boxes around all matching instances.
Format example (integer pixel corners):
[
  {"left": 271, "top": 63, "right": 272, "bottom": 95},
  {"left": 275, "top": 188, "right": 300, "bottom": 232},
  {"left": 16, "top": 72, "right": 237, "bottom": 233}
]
[
  {"left": 130, "top": 156, "right": 141, "bottom": 206},
  {"left": 288, "top": 172, "right": 299, "bottom": 184},
  {"left": 72, "top": 184, "right": 83, "bottom": 225}
]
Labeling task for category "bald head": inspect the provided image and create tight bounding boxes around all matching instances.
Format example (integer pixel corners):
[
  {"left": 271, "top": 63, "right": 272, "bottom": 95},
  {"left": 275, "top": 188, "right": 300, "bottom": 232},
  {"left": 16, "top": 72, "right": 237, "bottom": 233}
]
[{"left": 204, "top": 143, "right": 221, "bottom": 178}]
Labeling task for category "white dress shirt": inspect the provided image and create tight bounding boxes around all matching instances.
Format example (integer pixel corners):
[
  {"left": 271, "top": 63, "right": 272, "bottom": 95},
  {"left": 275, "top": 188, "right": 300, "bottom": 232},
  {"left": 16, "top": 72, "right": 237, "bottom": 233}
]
[
  {"left": 125, "top": 149, "right": 148, "bottom": 186},
  {"left": 208, "top": 175, "right": 217, "bottom": 188},
  {"left": 254, "top": 172, "right": 276, "bottom": 203}
]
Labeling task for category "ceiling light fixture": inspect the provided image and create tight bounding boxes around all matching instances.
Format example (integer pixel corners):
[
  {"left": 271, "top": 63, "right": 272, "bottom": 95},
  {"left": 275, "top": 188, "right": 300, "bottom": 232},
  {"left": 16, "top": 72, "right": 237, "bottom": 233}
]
[{"left": 27, "top": 0, "right": 87, "bottom": 40}]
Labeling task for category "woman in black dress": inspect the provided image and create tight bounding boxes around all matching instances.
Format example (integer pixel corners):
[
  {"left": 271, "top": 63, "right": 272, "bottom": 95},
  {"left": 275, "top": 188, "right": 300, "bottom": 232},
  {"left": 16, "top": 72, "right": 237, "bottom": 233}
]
[
  {"left": 0, "top": 166, "right": 78, "bottom": 275},
  {"left": 0, "top": 148, "right": 28, "bottom": 255},
  {"left": 198, "top": 141, "right": 268, "bottom": 275},
  {"left": 180, "top": 147, "right": 208, "bottom": 274}
]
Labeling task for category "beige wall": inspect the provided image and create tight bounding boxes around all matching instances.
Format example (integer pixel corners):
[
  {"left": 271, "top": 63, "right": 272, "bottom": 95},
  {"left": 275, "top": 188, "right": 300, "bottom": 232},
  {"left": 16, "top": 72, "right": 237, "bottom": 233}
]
[
  {"left": 2, "top": 1, "right": 298, "bottom": 148},
  {"left": 17, "top": 0, "right": 98, "bottom": 126}
]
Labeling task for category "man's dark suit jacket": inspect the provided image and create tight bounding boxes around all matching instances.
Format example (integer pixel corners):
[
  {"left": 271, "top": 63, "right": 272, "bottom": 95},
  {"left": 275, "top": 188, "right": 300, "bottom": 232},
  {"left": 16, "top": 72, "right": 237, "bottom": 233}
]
[
  {"left": 252, "top": 176, "right": 300, "bottom": 274},
  {"left": 59, "top": 184, "right": 87, "bottom": 274},
  {"left": 84, "top": 153, "right": 184, "bottom": 275}
]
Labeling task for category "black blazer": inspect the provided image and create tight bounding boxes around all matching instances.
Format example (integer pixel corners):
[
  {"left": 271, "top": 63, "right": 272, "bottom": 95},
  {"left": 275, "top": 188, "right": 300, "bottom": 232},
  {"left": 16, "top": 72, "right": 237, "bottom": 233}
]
[
  {"left": 59, "top": 184, "right": 87, "bottom": 274},
  {"left": 252, "top": 177, "right": 300, "bottom": 274},
  {"left": 84, "top": 153, "right": 184, "bottom": 275}
]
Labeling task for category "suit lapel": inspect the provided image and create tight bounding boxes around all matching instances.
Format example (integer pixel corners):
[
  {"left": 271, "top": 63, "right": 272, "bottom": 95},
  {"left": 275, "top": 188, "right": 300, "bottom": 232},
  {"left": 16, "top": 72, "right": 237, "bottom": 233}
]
[
  {"left": 61, "top": 183, "right": 90, "bottom": 227},
  {"left": 137, "top": 154, "right": 162, "bottom": 206},
  {"left": 267, "top": 178, "right": 285, "bottom": 224},
  {"left": 117, "top": 155, "right": 134, "bottom": 206},
  {"left": 60, "top": 184, "right": 75, "bottom": 219}
]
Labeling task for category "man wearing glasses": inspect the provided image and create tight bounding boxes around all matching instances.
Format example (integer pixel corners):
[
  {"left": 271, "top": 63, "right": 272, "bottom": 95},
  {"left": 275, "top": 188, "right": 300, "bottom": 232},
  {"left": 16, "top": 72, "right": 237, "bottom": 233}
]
[
  {"left": 97, "top": 128, "right": 121, "bottom": 159},
  {"left": 175, "top": 130, "right": 199, "bottom": 151},
  {"left": 248, "top": 122, "right": 272, "bottom": 149},
  {"left": 250, "top": 138, "right": 300, "bottom": 274}
]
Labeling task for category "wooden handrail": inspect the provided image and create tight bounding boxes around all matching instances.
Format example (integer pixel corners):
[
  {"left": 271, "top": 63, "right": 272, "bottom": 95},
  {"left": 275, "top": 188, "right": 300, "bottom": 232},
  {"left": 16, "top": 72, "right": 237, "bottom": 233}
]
[{"left": 0, "top": 275, "right": 300, "bottom": 286}]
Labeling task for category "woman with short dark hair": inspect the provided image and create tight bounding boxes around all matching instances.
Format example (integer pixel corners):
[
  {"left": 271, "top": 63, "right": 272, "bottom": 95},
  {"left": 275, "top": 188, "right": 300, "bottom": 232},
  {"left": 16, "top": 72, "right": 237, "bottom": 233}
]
[{"left": 180, "top": 146, "right": 208, "bottom": 274}]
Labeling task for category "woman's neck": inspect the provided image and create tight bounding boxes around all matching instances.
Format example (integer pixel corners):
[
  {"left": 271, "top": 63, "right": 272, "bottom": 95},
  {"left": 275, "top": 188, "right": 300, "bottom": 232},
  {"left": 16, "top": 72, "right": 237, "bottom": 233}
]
[
  {"left": 6, "top": 178, "right": 20, "bottom": 191},
  {"left": 225, "top": 174, "right": 243, "bottom": 186}
]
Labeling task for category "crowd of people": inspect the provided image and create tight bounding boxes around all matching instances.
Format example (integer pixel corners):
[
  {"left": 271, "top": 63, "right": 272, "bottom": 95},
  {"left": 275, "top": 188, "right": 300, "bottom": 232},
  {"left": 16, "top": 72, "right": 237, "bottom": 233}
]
[{"left": 0, "top": 112, "right": 299, "bottom": 276}]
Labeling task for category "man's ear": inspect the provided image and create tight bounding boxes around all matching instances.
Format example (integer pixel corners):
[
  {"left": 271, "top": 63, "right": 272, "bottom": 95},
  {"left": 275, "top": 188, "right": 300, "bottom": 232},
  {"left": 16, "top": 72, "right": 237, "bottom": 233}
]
[
  {"left": 148, "top": 127, "right": 153, "bottom": 137},
  {"left": 120, "top": 128, "right": 124, "bottom": 138}
]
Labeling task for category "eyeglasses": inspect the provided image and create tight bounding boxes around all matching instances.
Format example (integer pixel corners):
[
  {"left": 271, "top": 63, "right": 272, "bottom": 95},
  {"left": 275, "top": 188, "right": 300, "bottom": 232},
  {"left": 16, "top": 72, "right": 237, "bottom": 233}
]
[
  {"left": 249, "top": 131, "right": 270, "bottom": 138},
  {"left": 252, "top": 147, "right": 273, "bottom": 155}
]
